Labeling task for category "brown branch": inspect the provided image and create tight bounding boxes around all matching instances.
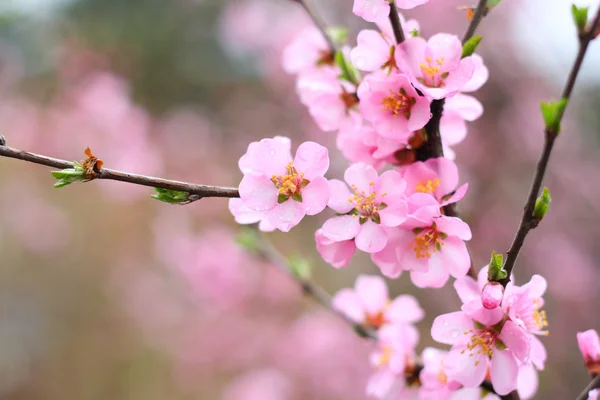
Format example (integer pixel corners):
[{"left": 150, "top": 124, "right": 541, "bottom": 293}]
[
  {"left": 499, "top": 7, "right": 600, "bottom": 286},
  {"left": 292, "top": 0, "right": 337, "bottom": 54},
  {"left": 462, "top": 0, "right": 488, "bottom": 44},
  {"left": 388, "top": 6, "right": 406, "bottom": 44},
  {"left": 0, "top": 142, "right": 239, "bottom": 199},
  {"left": 576, "top": 374, "right": 600, "bottom": 400}
]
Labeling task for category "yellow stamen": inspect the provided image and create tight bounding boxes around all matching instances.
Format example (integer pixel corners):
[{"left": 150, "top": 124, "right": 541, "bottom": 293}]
[
  {"left": 381, "top": 89, "right": 412, "bottom": 117},
  {"left": 415, "top": 178, "right": 441, "bottom": 194}
]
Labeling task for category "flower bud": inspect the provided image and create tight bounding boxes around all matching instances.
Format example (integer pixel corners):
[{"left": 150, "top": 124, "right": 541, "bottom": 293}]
[
  {"left": 577, "top": 329, "right": 600, "bottom": 375},
  {"left": 481, "top": 282, "right": 504, "bottom": 310}
]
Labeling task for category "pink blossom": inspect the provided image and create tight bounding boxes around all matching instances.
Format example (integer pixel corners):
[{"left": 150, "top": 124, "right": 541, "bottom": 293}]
[
  {"left": 332, "top": 274, "right": 423, "bottom": 329},
  {"left": 517, "top": 363, "right": 539, "bottom": 400},
  {"left": 481, "top": 282, "right": 504, "bottom": 310},
  {"left": 358, "top": 72, "right": 431, "bottom": 139},
  {"left": 453, "top": 267, "right": 505, "bottom": 327},
  {"left": 237, "top": 137, "right": 330, "bottom": 232},
  {"left": 282, "top": 25, "right": 334, "bottom": 74},
  {"left": 377, "top": 203, "right": 471, "bottom": 285},
  {"left": 367, "top": 324, "right": 419, "bottom": 398},
  {"left": 321, "top": 163, "right": 408, "bottom": 253},
  {"left": 396, "top": 34, "right": 475, "bottom": 99},
  {"left": 296, "top": 68, "right": 361, "bottom": 132},
  {"left": 350, "top": 13, "right": 419, "bottom": 73},
  {"left": 228, "top": 198, "right": 276, "bottom": 232},
  {"left": 401, "top": 157, "right": 468, "bottom": 206},
  {"left": 336, "top": 122, "right": 403, "bottom": 169},
  {"left": 396, "top": 0, "right": 429, "bottom": 10},
  {"left": 460, "top": 54, "right": 489, "bottom": 93},
  {"left": 353, "top": 0, "right": 391, "bottom": 22},
  {"left": 315, "top": 229, "right": 356, "bottom": 269},
  {"left": 440, "top": 93, "right": 483, "bottom": 157},
  {"left": 504, "top": 275, "right": 549, "bottom": 336},
  {"left": 589, "top": 389, "right": 600, "bottom": 400},
  {"left": 419, "top": 347, "right": 462, "bottom": 400},
  {"left": 223, "top": 369, "right": 292, "bottom": 400},
  {"left": 577, "top": 329, "right": 600, "bottom": 373},
  {"left": 432, "top": 312, "right": 530, "bottom": 395}
]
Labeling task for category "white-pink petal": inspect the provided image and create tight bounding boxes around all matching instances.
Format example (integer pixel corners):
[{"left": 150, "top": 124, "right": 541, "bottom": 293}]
[
  {"left": 293, "top": 141, "right": 330, "bottom": 180},
  {"left": 355, "top": 220, "right": 388, "bottom": 253},
  {"left": 490, "top": 349, "right": 519, "bottom": 395},
  {"left": 386, "top": 295, "right": 424, "bottom": 324},
  {"left": 267, "top": 200, "right": 306, "bottom": 232},
  {"left": 301, "top": 176, "right": 330, "bottom": 216},
  {"left": 332, "top": 288, "right": 366, "bottom": 323},
  {"left": 498, "top": 320, "right": 531, "bottom": 363},
  {"left": 431, "top": 312, "right": 473, "bottom": 345},
  {"left": 344, "top": 163, "right": 378, "bottom": 193},
  {"left": 238, "top": 175, "right": 278, "bottom": 212},
  {"left": 321, "top": 215, "right": 361, "bottom": 242}
]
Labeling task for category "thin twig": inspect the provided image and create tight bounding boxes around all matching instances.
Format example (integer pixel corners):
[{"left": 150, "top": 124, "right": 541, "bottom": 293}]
[
  {"left": 0, "top": 144, "right": 239, "bottom": 199},
  {"left": 500, "top": 7, "right": 600, "bottom": 286},
  {"left": 293, "top": 0, "right": 337, "bottom": 53},
  {"left": 576, "top": 374, "right": 600, "bottom": 400},
  {"left": 462, "top": 0, "right": 488, "bottom": 44},
  {"left": 388, "top": 6, "right": 406, "bottom": 44}
]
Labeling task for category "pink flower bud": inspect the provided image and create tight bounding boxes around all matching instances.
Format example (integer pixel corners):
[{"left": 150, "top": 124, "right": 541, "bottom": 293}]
[
  {"left": 577, "top": 329, "right": 600, "bottom": 374},
  {"left": 481, "top": 282, "right": 504, "bottom": 310}
]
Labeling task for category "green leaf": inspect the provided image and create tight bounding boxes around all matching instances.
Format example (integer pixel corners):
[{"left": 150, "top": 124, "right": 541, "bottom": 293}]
[
  {"left": 487, "top": 0, "right": 503, "bottom": 7},
  {"left": 533, "top": 187, "right": 551, "bottom": 221},
  {"left": 540, "top": 98, "right": 568, "bottom": 134},
  {"left": 571, "top": 4, "right": 589, "bottom": 34},
  {"left": 461, "top": 35, "right": 483, "bottom": 58},
  {"left": 288, "top": 254, "right": 311, "bottom": 281},
  {"left": 51, "top": 164, "right": 86, "bottom": 188},
  {"left": 235, "top": 229, "right": 260, "bottom": 253},
  {"left": 487, "top": 251, "right": 507, "bottom": 281},
  {"left": 151, "top": 187, "right": 190, "bottom": 204},
  {"left": 334, "top": 50, "right": 361, "bottom": 85},
  {"left": 326, "top": 26, "right": 348, "bottom": 46},
  {"left": 277, "top": 193, "right": 289, "bottom": 204}
]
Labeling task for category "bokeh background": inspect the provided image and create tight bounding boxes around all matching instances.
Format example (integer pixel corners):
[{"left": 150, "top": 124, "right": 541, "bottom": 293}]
[{"left": 0, "top": 0, "right": 599, "bottom": 399}]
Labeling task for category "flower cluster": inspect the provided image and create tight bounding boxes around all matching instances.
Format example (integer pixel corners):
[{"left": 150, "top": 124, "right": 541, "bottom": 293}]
[{"left": 430, "top": 269, "right": 548, "bottom": 397}]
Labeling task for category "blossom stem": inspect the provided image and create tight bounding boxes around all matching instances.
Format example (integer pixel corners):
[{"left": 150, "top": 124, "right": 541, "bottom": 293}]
[
  {"left": 292, "top": 0, "right": 337, "bottom": 54},
  {"left": 0, "top": 141, "right": 240, "bottom": 199},
  {"left": 462, "top": 0, "right": 488, "bottom": 44},
  {"left": 576, "top": 374, "right": 600, "bottom": 400},
  {"left": 388, "top": 3, "right": 406, "bottom": 43},
  {"left": 500, "top": 6, "right": 600, "bottom": 287}
]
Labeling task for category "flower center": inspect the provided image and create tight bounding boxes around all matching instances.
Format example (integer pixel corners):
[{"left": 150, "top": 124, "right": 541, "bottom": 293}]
[
  {"left": 365, "top": 311, "right": 386, "bottom": 329},
  {"left": 376, "top": 344, "right": 393, "bottom": 368},
  {"left": 271, "top": 162, "right": 309, "bottom": 202},
  {"left": 437, "top": 368, "right": 448, "bottom": 384},
  {"left": 381, "top": 88, "right": 414, "bottom": 118},
  {"left": 416, "top": 178, "right": 441, "bottom": 194},
  {"left": 316, "top": 49, "right": 335, "bottom": 66},
  {"left": 410, "top": 224, "right": 446, "bottom": 259},
  {"left": 461, "top": 329, "right": 497, "bottom": 364},
  {"left": 418, "top": 56, "right": 447, "bottom": 88},
  {"left": 381, "top": 45, "right": 397, "bottom": 72},
  {"left": 532, "top": 298, "right": 549, "bottom": 334},
  {"left": 348, "top": 181, "right": 386, "bottom": 223},
  {"left": 340, "top": 88, "right": 359, "bottom": 111}
]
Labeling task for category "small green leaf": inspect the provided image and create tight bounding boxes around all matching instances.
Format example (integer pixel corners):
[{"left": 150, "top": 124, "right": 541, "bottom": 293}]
[
  {"left": 51, "top": 164, "right": 86, "bottom": 188},
  {"left": 533, "top": 187, "right": 551, "bottom": 221},
  {"left": 540, "top": 98, "right": 568, "bottom": 134},
  {"left": 326, "top": 26, "right": 348, "bottom": 46},
  {"left": 334, "top": 50, "right": 361, "bottom": 85},
  {"left": 487, "top": 251, "right": 507, "bottom": 281},
  {"left": 292, "top": 192, "right": 303, "bottom": 202},
  {"left": 571, "top": 4, "right": 589, "bottom": 34},
  {"left": 277, "top": 193, "right": 289, "bottom": 204},
  {"left": 410, "top": 28, "right": 419, "bottom": 37},
  {"left": 487, "top": 0, "right": 502, "bottom": 7},
  {"left": 151, "top": 188, "right": 190, "bottom": 204},
  {"left": 235, "top": 229, "right": 260, "bottom": 253},
  {"left": 288, "top": 254, "right": 311, "bottom": 281},
  {"left": 461, "top": 35, "right": 483, "bottom": 58}
]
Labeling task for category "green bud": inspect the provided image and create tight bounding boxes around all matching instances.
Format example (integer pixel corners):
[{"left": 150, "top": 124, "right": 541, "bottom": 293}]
[
  {"left": 540, "top": 98, "right": 568, "bottom": 134},
  {"left": 533, "top": 187, "right": 551, "bottom": 221},
  {"left": 571, "top": 4, "right": 589, "bottom": 34},
  {"left": 461, "top": 35, "right": 483, "bottom": 59},
  {"left": 326, "top": 26, "right": 348, "bottom": 46},
  {"left": 487, "top": 251, "right": 507, "bottom": 281},
  {"left": 410, "top": 28, "right": 419, "bottom": 37},
  {"left": 288, "top": 254, "right": 311, "bottom": 281},
  {"left": 51, "top": 162, "right": 86, "bottom": 188},
  {"left": 235, "top": 229, "right": 261, "bottom": 253},
  {"left": 151, "top": 188, "right": 190, "bottom": 204},
  {"left": 334, "top": 50, "right": 361, "bottom": 85}
]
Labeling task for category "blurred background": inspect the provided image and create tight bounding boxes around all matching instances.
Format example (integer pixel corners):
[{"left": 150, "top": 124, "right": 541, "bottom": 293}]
[{"left": 0, "top": 0, "right": 599, "bottom": 399}]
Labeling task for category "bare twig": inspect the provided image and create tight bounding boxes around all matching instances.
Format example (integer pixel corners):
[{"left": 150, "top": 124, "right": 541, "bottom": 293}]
[
  {"left": 388, "top": 6, "right": 406, "bottom": 44},
  {"left": 500, "top": 7, "right": 600, "bottom": 286},
  {"left": 462, "top": 0, "right": 488, "bottom": 44},
  {"left": 0, "top": 144, "right": 239, "bottom": 199},
  {"left": 292, "top": 0, "right": 337, "bottom": 53},
  {"left": 576, "top": 374, "right": 600, "bottom": 400}
]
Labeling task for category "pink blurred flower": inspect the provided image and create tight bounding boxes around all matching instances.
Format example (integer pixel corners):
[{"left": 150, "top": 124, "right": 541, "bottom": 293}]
[
  {"left": 401, "top": 157, "right": 468, "bottom": 206},
  {"left": 332, "top": 274, "right": 423, "bottom": 330},
  {"left": 358, "top": 72, "right": 431, "bottom": 139},
  {"left": 440, "top": 93, "right": 483, "bottom": 157},
  {"left": 577, "top": 329, "right": 600, "bottom": 374},
  {"left": 396, "top": 0, "right": 429, "bottom": 10},
  {"left": 460, "top": 54, "right": 489, "bottom": 93},
  {"left": 432, "top": 312, "right": 530, "bottom": 395},
  {"left": 396, "top": 34, "right": 475, "bottom": 99},
  {"left": 321, "top": 163, "right": 408, "bottom": 254},
  {"left": 353, "top": 0, "right": 391, "bottom": 22},
  {"left": 454, "top": 267, "right": 505, "bottom": 327},
  {"left": 237, "top": 137, "right": 330, "bottom": 232},
  {"left": 481, "top": 282, "right": 504, "bottom": 310},
  {"left": 282, "top": 25, "right": 334, "bottom": 74},
  {"left": 228, "top": 198, "right": 276, "bottom": 232},
  {"left": 315, "top": 228, "right": 356, "bottom": 268},
  {"left": 419, "top": 347, "right": 462, "bottom": 400},
  {"left": 589, "top": 389, "right": 600, "bottom": 400},
  {"left": 367, "top": 324, "right": 419, "bottom": 398},
  {"left": 296, "top": 68, "right": 361, "bottom": 132},
  {"left": 336, "top": 122, "right": 388, "bottom": 169},
  {"left": 223, "top": 369, "right": 293, "bottom": 400}
]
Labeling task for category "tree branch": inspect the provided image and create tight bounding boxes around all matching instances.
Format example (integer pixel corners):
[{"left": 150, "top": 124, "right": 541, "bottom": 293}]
[
  {"left": 0, "top": 142, "right": 239, "bottom": 199},
  {"left": 462, "top": 0, "right": 488, "bottom": 44},
  {"left": 388, "top": 5, "right": 406, "bottom": 44},
  {"left": 292, "top": 0, "right": 337, "bottom": 53},
  {"left": 500, "top": 7, "right": 600, "bottom": 286},
  {"left": 576, "top": 374, "right": 600, "bottom": 400}
]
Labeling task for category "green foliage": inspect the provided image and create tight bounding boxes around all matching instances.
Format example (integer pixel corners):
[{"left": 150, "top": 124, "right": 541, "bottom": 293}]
[
  {"left": 487, "top": 251, "right": 508, "bottom": 281},
  {"left": 150, "top": 187, "right": 190, "bottom": 204},
  {"left": 288, "top": 254, "right": 311, "bottom": 281},
  {"left": 571, "top": 4, "right": 589, "bottom": 34},
  {"left": 52, "top": 162, "right": 86, "bottom": 188},
  {"left": 533, "top": 187, "right": 551, "bottom": 221},
  {"left": 540, "top": 99, "right": 568, "bottom": 134},
  {"left": 461, "top": 36, "right": 482, "bottom": 59},
  {"left": 326, "top": 26, "right": 348, "bottom": 46},
  {"left": 235, "top": 229, "right": 261, "bottom": 253},
  {"left": 334, "top": 50, "right": 361, "bottom": 85}
]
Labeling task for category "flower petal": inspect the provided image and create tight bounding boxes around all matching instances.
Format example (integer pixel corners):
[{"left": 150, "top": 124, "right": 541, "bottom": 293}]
[
  {"left": 267, "top": 200, "right": 306, "bottom": 232},
  {"left": 355, "top": 274, "right": 389, "bottom": 314},
  {"left": 498, "top": 320, "right": 531, "bottom": 363},
  {"left": 321, "top": 215, "right": 361, "bottom": 241},
  {"left": 344, "top": 163, "right": 378, "bottom": 193},
  {"left": 431, "top": 312, "right": 473, "bottom": 345},
  {"left": 355, "top": 220, "right": 388, "bottom": 253},
  {"left": 332, "top": 288, "right": 366, "bottom": 323},
  {"left": 327, "top": 179, "right": 355, "bottom": 214},
  {"left": 302, "top": 176, "right": 330, "bottom": 215},
  {"left": 490, "top": 349, "right": 519, "bottom": 395},
  {"left": 238, "top": 175, "right": 278, "bottom": 212},
  {"left": 293, "top": 141, "right": 330, "bottom": 180},
  {"left": 444, "top": 346, "right": 488, "bottom": 387},
  {"left": 385, "top": 295, "right": 424, "bottom": 324}
]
